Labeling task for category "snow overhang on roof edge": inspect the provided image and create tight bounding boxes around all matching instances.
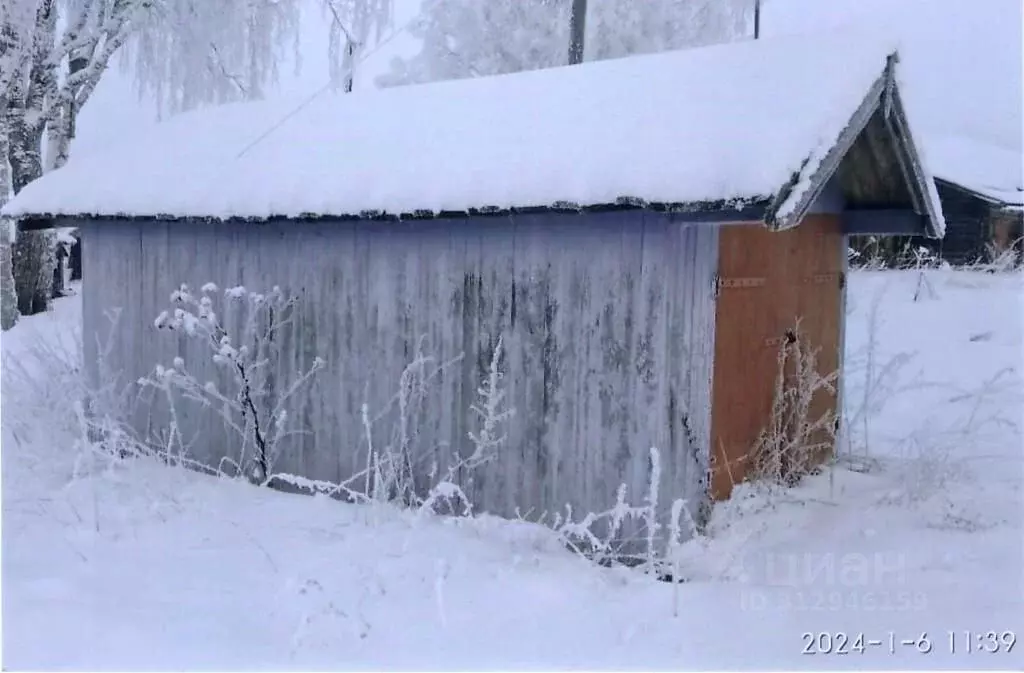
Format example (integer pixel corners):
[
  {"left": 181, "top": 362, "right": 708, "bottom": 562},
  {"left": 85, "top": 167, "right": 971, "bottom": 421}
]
[{"left": 764, "top": 52, "right": 947, "bottom": 239}]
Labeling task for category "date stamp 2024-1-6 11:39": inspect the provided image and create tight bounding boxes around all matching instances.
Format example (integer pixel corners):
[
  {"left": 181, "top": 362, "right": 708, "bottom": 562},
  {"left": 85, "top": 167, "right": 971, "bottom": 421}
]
[{"left": 801, "top": 631, "right": 1017, "bottom": 656}]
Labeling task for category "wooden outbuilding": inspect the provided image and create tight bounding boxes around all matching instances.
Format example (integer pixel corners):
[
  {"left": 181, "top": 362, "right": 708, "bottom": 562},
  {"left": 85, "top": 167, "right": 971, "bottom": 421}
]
[
  {"left": 4, "top": 31, "right": 945, "bottom": 539},
  {"left": 929, "top": 179, "right": 1022, "bottom": 266},
  {"left": 851, "top": 135, "right": 1022, "bottom": 266}
]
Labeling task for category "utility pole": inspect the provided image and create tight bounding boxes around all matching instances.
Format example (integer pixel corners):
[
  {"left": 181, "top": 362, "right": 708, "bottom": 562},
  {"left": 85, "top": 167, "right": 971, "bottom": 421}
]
[
  {"left": 568, "top": 0, "right": 587, "bottom": 65},
  {"left": 754, "top": 0, "right": 761, "bottom": 39}
]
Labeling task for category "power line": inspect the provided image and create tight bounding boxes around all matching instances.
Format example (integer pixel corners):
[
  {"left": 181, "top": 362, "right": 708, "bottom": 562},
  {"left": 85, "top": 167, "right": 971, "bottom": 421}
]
[{"left": 235, "top": 13, "right": 419, "bottom": 160}]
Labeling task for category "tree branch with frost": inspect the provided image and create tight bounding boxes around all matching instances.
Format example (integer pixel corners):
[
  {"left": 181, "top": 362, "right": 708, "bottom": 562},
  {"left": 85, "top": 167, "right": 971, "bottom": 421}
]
[
  {"left": 3, "top": 0, "right": 152, "bottom": 136},
  {"left": 377, "top": 0, "right": 750, "bottom": 88},
  {"left": 322, "top": 0, "right": 393, "bottom": 91},
  {"left": 142, "top": 282, "right": 325, "bottom": 484}
]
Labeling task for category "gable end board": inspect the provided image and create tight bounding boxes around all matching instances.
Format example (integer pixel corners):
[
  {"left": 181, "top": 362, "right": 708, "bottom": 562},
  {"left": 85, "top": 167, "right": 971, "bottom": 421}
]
[
  {"left": 765, "top": 72, "right": 888, "bottom": 230},
  {"left": 884, "top": 81, "right": 946, "bottom": 237},
  {"left": 765, "top": 54, "right": 944, "bottom": 239}
]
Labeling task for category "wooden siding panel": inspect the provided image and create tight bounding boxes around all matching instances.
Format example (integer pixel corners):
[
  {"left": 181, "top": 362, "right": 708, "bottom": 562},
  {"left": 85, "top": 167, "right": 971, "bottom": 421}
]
[
  {"left": 709, "top": 215, "right": 844, "bottom": 500},
  {"left": 83, "top": 213, "right": 717, "bottom": 544}
]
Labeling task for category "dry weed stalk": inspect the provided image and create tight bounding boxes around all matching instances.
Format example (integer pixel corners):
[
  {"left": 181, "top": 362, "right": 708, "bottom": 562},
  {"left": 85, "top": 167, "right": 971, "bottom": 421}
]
[{"left": 751, "top": 321, "right": 839, "bottom": 486}]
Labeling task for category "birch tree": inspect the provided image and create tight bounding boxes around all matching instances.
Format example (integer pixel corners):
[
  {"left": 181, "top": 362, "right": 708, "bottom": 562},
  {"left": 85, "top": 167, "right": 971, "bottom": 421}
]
[
  {"left": 376, "top": 0, "right": 570, "bottom": 87},
  {"left": 0, "top": 123, "right": 17, "bottom": 330},
  {"left": 0, "top": 0, "right": 306, "bottom": 317},
  {"left": 2, "top": 0, "right": 155, "bottom": 316},
  {"left": 122, "top": 0, "right": 302, "bottom": 116},
  {"left": 377, "top": 0, "right": 751, "bottom": 87},
  {"left": 323, "top": 0, "right": 393, "bottom": 93}
]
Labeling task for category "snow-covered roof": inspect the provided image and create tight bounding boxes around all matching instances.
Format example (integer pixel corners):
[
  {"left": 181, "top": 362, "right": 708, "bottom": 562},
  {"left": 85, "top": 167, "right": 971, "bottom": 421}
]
[
  {"left": 926, "top": 134, "right": 1024, "bottom": 209},
  {"left": 765, "top": 0, "right": 1023, "bottom": 152},
  {"left": 3, "top": 29, "right": 943, "bottom": 233},
  {"left": 766, "top": 0, "right": 1022, "bottom": 216}
]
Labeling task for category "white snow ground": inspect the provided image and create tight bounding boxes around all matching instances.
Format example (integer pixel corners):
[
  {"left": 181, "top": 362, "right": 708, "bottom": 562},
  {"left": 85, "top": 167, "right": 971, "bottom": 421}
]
[{"left": 2, "top": 270, "right": 1023, "bottom": 670}]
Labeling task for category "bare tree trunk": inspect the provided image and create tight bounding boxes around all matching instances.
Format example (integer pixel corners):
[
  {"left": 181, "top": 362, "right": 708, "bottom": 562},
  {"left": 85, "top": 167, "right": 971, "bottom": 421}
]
[
  {"left": 6, "top": 1, "right": 60, "bottom": 316},
  {"left": 568, "top": 0, "right": 587, "bottom": 64},
  {"left": 7, "top": 73, "right": 56, "bottom": 315},
  {"left": 342, "top": 38, "right": 357, "bottom": 93},
  {"left": 0, "top": 117, "right": 17, "bottom": 330},
  {"left": 0, "top": 230, "right": 16, "bottom": 329}
]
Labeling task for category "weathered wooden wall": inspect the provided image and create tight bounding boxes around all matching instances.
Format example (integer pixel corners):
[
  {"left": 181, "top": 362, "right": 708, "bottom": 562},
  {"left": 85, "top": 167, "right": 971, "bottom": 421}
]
[{"left": 81, "top": 210, "right": 718, "bottom": 541}]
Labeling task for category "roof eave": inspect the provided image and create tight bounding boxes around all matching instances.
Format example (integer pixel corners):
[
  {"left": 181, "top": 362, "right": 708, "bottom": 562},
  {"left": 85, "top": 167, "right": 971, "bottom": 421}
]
[
  {"left": 883, "top": 73, "right": 947, "bottom": 238},
  {"left": 763, "top": 64, "right": 891, "bottom": 231},
  {"left": 10, "top": 198, "right": 773, "bottom": 229},
  {"left": 763, "top": 52, "right": 947, "bottom": 240},
  {"left": 934, "top": 176, "right": 1024, "bottom": 211}
]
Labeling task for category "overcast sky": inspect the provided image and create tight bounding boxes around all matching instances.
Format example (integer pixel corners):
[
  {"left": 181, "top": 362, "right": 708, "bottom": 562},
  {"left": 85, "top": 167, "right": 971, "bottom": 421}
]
[{"left": 72, "top": 0, "right": 1023, "bottom": 159}]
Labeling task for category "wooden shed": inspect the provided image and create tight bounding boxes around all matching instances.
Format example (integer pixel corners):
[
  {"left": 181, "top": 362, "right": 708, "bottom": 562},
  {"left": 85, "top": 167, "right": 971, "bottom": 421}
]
[
  {"left": 929, "top": 178, "right": 1022, "bottom": 266},
  {"left": 4, "top": 31, "right": 945, "bottom": 539},
  {"left": 851, "top": 134, "right": 1023, "bottom": 266}
]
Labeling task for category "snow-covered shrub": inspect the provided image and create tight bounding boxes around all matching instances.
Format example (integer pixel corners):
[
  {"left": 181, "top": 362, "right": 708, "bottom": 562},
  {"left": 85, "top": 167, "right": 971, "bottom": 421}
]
[
  {"left": 978, "top": 237, "right": 1023, "bottom": 273},
  {"left": 527, "top": 446, "right": 701, "bottom": 579},
  {"left": 418, "top": 335, "right": 513, "bottom": 515},
  {"left": 749, "top": 321, "right": 838, "bottom": 488},
  {"left": 840, "top": 277, "right": 929, "bottom": 469},
  {"left": 365, "top": 339, "right": 460, "bottom": 506},
  {"left": 0, "top": 305, "right": 148, "bottom": 493},
  {"left": 1, "top": 322, "right": 84, "bottom": 474},
  {"left": 245, "top": 334, "right": 514, "bottom": 511},
  {"left": 140, "top": 282, "right": 324, "bottom": 485},
  {"left": 882, "top": 367, "right": 1020, "bottom": 529}
]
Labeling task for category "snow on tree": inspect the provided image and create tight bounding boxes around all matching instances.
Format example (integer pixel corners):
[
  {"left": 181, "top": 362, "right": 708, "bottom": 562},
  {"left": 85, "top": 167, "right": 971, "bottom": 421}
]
[
  {"left": 376, "top": 0, "right": 570, "bottom": 87},
  {"left": 2, "top": 0, "right": 157, "bottom": 316},
  {"left": 0, "top": 0, "right": 385, "bottom": 316},
  {"left": 322, "top": 0, "right": 393, "bottom": 92},
  {"left": 585, "top": 0, "right": 750, "bottom": 61},
  {"left": 377, "top": 0, "right": 752, "bottom": 87},
  {"left": 121, "top": 0, "right": 303, "bottom": 116}
]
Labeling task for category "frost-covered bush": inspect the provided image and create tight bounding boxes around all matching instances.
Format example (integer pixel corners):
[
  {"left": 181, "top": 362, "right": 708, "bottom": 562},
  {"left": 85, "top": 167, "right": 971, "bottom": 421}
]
[
  {"left": 749, "top": 321, "right": 838, "bottom": 488},
  {"left": 140, "top": 282, "right": 324, "bottom": 484}
]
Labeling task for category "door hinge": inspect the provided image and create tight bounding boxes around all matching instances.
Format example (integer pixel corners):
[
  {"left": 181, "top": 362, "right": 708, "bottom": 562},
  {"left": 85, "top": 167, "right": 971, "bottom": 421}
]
[
  {"left": 717, "top": 276, "right": 766, "bottom": 290},
  {"left": 803, "top": 272, "right": 841, "bottom": 285}
]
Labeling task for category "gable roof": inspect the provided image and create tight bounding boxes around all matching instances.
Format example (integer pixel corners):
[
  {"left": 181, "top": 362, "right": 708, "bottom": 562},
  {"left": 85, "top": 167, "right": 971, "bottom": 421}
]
[
  {"left": 3, "top": 29, "right": 944, "bottom": 235},
  {"left": 926, "top": 134, "right": 1024, "bottom": 210},
  {"left": 765, "top": 0, "right": 1023, "bottom": 152}
]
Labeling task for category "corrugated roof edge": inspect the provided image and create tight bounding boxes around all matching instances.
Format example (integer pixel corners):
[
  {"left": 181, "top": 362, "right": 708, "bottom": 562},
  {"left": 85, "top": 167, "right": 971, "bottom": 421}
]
[
  {"left": 14, "top": 198, "right": 773, "bottom": 231},
  {"left": 765, "top": 52, "right": 947, "bottom": 239}
]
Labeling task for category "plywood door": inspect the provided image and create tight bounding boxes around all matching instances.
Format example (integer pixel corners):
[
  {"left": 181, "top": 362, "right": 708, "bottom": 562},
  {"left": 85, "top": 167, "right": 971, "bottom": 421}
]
[{"left": 709, "top": 215, "right": 844, "bottom": 500}]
